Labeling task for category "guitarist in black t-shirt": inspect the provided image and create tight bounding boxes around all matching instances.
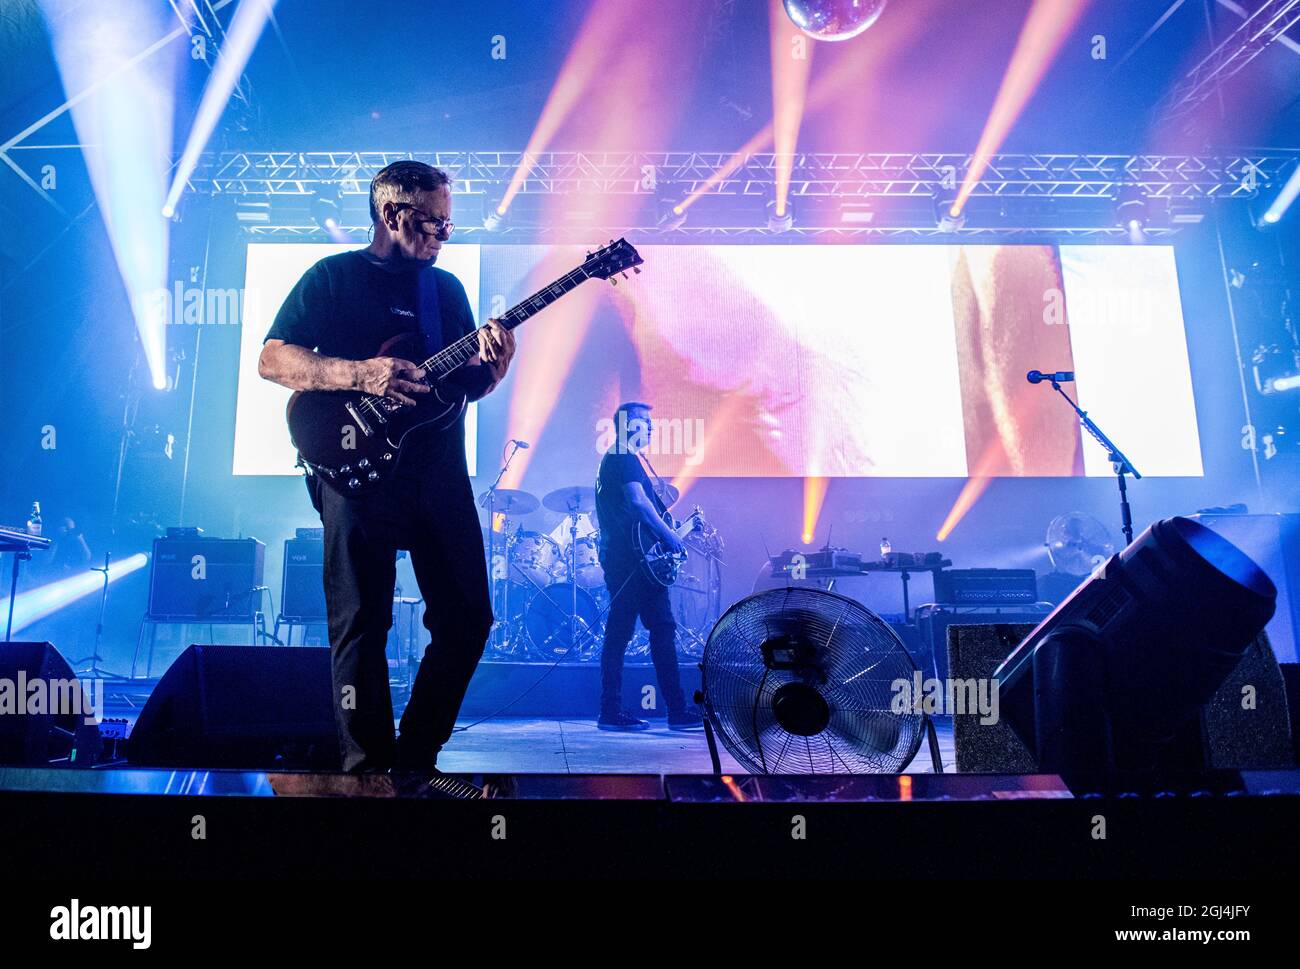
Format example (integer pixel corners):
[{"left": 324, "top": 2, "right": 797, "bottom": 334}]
[
  {"left": 259, "top": 161, "right": 515, "bottom": 772},
  {"left": 594, "top": 402, "right": 704, "bottom": 731}
]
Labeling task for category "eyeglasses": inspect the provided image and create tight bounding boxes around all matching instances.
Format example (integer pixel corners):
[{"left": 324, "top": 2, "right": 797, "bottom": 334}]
[{"left": 393, "top": 203, "right": 454, "bottom": 239}]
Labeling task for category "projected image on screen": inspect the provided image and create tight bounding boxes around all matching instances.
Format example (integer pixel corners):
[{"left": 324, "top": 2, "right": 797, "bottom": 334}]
[{"left": 232, "top": 242, "right": 1201, "bottom": 480}]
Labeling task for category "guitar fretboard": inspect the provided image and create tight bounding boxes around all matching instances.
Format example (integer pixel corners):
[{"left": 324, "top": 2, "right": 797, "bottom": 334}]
[{"left": 419, "top": 265, "right": 591, "bottom": 379}]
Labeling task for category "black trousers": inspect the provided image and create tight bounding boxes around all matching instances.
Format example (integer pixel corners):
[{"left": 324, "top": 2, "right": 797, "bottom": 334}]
[
  {"left": 599, "top": 560, "right": 686, "bottom": 715},
  {"left": 310, "top": 463, "right": 492, "bottom": 772}
]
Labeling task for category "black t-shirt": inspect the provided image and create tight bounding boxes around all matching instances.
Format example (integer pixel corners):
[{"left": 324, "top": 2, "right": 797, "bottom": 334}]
[
  {"left": 595, "top": 447, "right": 661, "bottom": 568},
  {"left": 266, "top": 250, "right": 491, "bottom": 471}
]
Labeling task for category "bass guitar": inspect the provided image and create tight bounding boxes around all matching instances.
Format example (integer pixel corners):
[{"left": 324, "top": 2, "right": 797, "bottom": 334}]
[{"left": 287, "top": 238, "right": 643, "bottom": 495}]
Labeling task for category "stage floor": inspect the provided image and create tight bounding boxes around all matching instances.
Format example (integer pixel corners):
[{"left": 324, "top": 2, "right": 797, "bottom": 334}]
[{"left": 437, "top": 715, "right": 954, "bottom": 774}]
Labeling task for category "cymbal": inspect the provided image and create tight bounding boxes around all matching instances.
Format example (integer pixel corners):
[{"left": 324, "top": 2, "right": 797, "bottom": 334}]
[
  {"left": 478, "top": 488, "right": 539, "bottom": 516},
  {"left": 542, "top": 485, "right": 597, "bottom": 515}
]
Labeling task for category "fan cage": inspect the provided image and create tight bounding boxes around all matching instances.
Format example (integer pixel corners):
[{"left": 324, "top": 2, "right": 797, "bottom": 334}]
[{"left": 702, "top": 586, "right": 924, "bottom": 774}]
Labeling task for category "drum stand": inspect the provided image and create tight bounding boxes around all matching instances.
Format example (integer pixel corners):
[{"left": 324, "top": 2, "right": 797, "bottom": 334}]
[
  {"left": 558, "top": 506, "right": 604, "bottom": 662},
  {"left": 481, "top": 442, "right": 526, "bottom": 655}
]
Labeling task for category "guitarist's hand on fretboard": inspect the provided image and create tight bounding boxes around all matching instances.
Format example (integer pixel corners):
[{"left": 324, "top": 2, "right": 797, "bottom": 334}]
[{"left": 472, "top": 319, "right": 516, "bottom": 387}]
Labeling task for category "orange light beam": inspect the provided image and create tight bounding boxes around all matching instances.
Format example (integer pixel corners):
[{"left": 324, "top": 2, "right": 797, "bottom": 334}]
[
  {"left": 673, "top": 123, "right": 774, "bottom": 215},
  {"left": 802, "top": 476, "right": 830, "bottom": 545},
  {"left": 949, "top": 0, "right": 1091, "bottom": 217},
  {"left": 675, "top": 2, "right": 916, "bottom": 216},
  {"left": 769, "top": 0, "right": 814, "bottom": 217},
  {"left": 495, "top": 2, "right": 627, "bottom": 216},
  {"left": 935, "top": 438, "right": 1010, "bottom": 541}
]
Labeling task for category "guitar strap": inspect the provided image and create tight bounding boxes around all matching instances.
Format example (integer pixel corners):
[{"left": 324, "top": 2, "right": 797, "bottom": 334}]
[
  {"left": 636, "top": 451, "right": 670, "bottom": 517},
  {"left": 416, "top": 269, "right": 446, "bottom": 356}
]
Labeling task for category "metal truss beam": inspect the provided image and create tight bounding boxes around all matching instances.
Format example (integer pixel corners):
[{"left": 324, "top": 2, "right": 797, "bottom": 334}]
[
  {"left": 244, "top": 223, "right": 1176, "bottom": 241},
  {"left": 1158, "top": 0, "right": 1300, "bottom": 124},
  {"left": 189, "top": 150, "right": 1294, "bottom": 202}
]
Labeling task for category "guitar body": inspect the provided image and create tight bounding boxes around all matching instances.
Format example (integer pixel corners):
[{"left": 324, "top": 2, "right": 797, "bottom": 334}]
[
  {"left": 634, "top": 507, "right": 704, "bottom": 587},
  {"left": 287, "top": 332, "right": 466, "bottom": 495}
]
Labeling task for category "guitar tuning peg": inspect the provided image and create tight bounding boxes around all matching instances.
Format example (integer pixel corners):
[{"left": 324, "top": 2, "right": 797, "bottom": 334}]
[
  {"left": 633, "top": 266, "right": 641, "bottom": 274},
  {"left": 621, "top": 271, "right": 628, "bottom": 279},
  {"left": 609, "top": 277, "right": 618, "bottom": 286}
]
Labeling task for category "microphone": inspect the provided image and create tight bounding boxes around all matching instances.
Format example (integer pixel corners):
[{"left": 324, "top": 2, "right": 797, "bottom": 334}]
[
  {"left": 510, "top": 439, "right": 531, "bottom": 449},
  {"left": 1027, "top": 370, "right": 1074, "bottom": 385}
]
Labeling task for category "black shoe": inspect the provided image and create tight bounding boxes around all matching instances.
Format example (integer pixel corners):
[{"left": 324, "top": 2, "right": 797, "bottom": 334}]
[
  {"left": 598, "top": 709, "right": 651, "bottom": 731},
  {"left": 667, "top": 709, "right": 705, "bottom": 731}
]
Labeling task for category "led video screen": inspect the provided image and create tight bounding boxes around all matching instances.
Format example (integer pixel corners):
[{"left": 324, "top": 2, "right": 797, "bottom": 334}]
[{"left": 234, "top": 243, "right": 1201, "bottom": 478}]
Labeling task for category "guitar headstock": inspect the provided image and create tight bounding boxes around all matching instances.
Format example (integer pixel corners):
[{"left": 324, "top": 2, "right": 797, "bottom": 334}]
[{"left": 584, "top": 238, "right": 644, "bottom": 282}]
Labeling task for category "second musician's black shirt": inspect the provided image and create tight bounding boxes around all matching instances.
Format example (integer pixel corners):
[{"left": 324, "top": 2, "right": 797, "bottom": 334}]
[{"left": 595, "top": 447, "right": 660, "bottom": 570}]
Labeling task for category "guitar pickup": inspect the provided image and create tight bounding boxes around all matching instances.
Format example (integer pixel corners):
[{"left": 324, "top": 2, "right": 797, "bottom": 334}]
[{"left": 344, "top": 402, "right": 375, "bottom": 437}]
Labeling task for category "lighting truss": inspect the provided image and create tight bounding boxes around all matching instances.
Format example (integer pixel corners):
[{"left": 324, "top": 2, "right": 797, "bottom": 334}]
[
  {"left": 191, "top": 150, "right": 1291, "bottom": 198},
  {"left": 1157, "top": 0, "right": 1300, "bottom": 124},
  {"left": 244, "top": 223, "right": 1179, "bottom": 241},
  {"left": 180, "top": 149, "right": 1297, "bottom": 237}
]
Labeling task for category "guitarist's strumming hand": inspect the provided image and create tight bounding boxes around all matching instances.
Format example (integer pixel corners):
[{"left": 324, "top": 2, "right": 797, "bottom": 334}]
[
  {"left": 660, "top": 529, "right": 685, "bottom": 556},
  {"left": 354, "top": 357, "right": 430, "bottom": 407},
  {"left": 471, "top": 319, "right": 516, "bottom": 389}
]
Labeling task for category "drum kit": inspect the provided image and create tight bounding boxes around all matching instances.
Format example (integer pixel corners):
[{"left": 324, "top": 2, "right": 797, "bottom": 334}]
[{"left": 478, "top": 483, "right": 724, "bottom": 663}]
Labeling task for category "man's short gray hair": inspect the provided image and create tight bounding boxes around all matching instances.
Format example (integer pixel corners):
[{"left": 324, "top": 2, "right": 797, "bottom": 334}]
[{"left": 368, "top": 160, "right": 452, "bottom": 224}]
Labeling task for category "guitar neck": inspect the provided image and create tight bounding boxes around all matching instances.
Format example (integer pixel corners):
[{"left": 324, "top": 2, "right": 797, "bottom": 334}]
[{"left": 418, "top": 265, "right": 593, "bottom": 378}]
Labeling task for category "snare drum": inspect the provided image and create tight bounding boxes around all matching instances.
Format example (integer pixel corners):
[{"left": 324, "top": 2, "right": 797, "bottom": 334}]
[{"left": 510, "top": 531, "right": 562, "bottom": 588}]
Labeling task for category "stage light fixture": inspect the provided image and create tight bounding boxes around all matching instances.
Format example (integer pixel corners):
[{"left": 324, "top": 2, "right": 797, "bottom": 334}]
[
  {"left": 482, "top": 197, "right": 508, "bottom": 231},
  {"left": 934, "top": 195, "right": 965, "bottom": 233},
  {"left": 1252, "top": 344, "right": 1300, "bottom": 395},
  {"left": 1115, "top": 188, "right": 1150, "bottom": 243},
  {"left": 310, "top": 191, "right": 340, "bottom": 231},
  {"left": 766, "top": 198, "right": 795, "bottom": 232},
  {"left": 1261, "top": 162, "right": 1300, "bottom": 226},
  {"left": 657, "top": 200, "right": 687, "bottom": 230},
  {"left": 995, "top": 517, "right": 1276, "bottom": 772}
]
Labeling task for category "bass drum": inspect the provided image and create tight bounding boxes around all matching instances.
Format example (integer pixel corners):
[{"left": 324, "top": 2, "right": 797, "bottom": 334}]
[{"left": 525, "top": 582, "right": 601, "bottom": 662}]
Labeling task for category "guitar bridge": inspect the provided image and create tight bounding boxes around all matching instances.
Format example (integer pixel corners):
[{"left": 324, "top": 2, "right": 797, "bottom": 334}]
[{"left": 344, "top": 401, "right": 375, "bottom": 437}]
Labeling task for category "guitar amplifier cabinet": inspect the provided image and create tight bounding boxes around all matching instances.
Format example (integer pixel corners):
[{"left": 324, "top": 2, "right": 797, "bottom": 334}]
[
  {"left": 934, "top": 568, "right": 1038, "bottom": 606},
  {"left": 148, "top": 537, "right": 265, "bottom": 621},
  {"left": 914, "top": 602, "right": 1053, "bottom": 681},
  {"left": 282, "top": 537, "right": 327, "bottom": 622}
]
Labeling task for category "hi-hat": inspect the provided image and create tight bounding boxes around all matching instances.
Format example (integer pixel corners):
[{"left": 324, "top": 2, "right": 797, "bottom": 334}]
[
  {"left": 478, "top": 488, "right": 539, "bottom": 516},
  {"left": 542, "top": 485, "right": 597, "bottom": 515}
]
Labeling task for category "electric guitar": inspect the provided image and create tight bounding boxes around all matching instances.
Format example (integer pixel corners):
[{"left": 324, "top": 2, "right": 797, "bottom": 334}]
[
  {"left": 287, "top": 239, "right": 643, "bottom": 495},
  {"left": 634, "top": 506, "right": 707, "bottom": 586}
]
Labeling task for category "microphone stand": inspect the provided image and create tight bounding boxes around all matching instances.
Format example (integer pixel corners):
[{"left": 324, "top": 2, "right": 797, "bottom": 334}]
[
  {"left": 75, "top": 552, "right": 128, "bottom": 679},
  {"left": 1047, "top": 377, "right": 1141, "bottom": 545},
  {"left": 481, "top": 441, "right": 524, "bottom": 652}
]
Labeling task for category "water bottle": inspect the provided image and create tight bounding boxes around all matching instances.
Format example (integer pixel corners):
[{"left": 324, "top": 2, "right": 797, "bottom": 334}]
[
  {"left": 879, "top": 536, "right": 891, "bottom": 560},
  {"left": 26, "top": 501, "right": 42, "bottom": 537}
]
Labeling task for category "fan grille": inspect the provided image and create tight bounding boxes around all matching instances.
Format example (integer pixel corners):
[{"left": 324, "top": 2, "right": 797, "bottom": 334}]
[{"left": 702, "top": 587, "right": 923, "bottom": 774}]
